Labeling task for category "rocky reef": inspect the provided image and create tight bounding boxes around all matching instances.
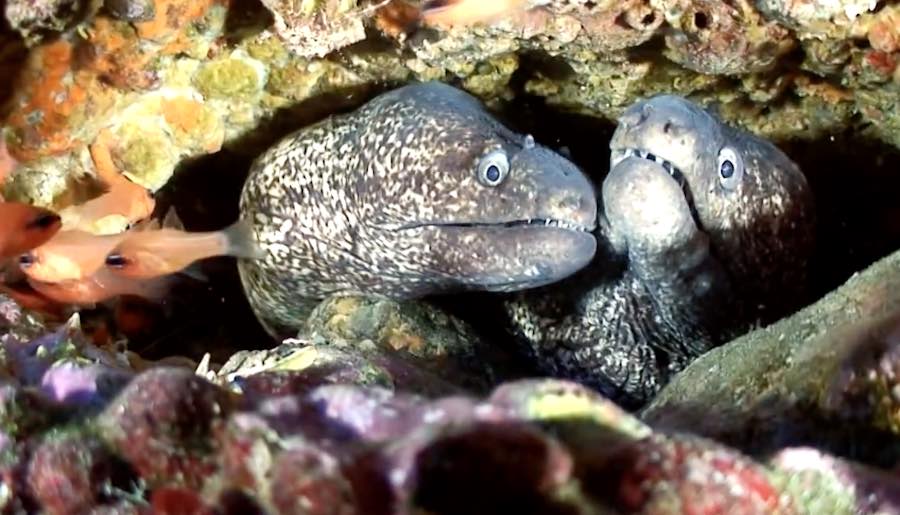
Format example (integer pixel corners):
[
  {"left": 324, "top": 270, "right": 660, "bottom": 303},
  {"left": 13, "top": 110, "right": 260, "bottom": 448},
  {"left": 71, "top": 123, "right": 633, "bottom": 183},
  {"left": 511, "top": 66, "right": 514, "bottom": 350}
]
[
  {"left": 2, "top": 0, "right": 900, "bottom": 512},
  {"left": 1, "top": 0, "right": 899, "bottom": 209},
  {"left": 0, "top": 288, "right": 897, "bottom": 513}
]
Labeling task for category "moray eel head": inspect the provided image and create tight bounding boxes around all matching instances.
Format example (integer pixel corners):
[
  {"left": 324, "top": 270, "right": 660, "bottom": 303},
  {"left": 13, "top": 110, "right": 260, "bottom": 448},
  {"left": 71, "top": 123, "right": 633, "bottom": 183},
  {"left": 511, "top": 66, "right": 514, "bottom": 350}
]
[
  {"left": 607, "top": 94, "right": 814, "bottom": 315},
  {"left": 365, "top": 85, "right": 598, "bottom": 293}
]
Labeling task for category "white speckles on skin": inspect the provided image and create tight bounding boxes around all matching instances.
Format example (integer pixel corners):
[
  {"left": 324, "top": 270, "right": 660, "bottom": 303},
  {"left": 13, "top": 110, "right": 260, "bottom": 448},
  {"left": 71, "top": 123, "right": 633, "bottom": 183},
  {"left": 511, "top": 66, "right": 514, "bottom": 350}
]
[{"left": 237, "top": 82, "right": 595, "bottom": 333}]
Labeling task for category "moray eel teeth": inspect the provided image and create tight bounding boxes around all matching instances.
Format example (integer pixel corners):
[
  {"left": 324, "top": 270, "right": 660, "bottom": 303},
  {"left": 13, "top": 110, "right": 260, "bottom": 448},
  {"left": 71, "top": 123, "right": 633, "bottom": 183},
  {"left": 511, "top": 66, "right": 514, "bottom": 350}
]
[
  {"left": 393, "top": 218, "right": 594, "bottom": 232},
  {"left": 612, "top": 148, "right": 685, "bottom": 187}
]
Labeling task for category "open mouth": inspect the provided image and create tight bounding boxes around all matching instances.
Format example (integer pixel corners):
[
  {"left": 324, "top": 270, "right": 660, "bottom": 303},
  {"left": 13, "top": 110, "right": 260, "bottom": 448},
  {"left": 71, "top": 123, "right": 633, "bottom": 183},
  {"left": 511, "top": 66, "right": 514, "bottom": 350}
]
[
  {"left": 433, "top": 219, "right": 593, "bottom": 232},
  {"left": 385, "top": 218, "right": 595, "bottom": 232},
  {"left": 611, "top": 148, "right": 686, "bottom": 189}
]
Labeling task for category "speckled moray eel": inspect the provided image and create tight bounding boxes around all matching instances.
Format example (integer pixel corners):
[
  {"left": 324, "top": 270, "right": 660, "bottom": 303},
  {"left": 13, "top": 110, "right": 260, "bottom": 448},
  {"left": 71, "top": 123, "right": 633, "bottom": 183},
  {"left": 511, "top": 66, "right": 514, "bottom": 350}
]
[
  {"left": 238, "top": 81, "right": 597, "bottom": 336},
  {"left": 504, "top": 95, "right": 816, "bottom": 408}
]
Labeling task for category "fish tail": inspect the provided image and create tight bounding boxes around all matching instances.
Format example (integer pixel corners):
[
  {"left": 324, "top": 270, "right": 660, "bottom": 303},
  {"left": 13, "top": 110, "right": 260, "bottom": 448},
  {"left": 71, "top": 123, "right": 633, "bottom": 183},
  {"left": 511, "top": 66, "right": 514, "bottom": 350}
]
[{"left": 223, "top": 219, "right": 265, "bottom": 260}]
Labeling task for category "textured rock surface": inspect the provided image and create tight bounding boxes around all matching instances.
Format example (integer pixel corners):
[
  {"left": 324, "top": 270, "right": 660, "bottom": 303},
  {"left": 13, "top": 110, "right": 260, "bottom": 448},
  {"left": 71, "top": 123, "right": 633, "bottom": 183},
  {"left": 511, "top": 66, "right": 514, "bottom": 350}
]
[
  {"left": 643, "top": 246, "right": 900, "bottom": 464},
  {"left": 1, "top": 0, "right": 899, "bottom": 208}
]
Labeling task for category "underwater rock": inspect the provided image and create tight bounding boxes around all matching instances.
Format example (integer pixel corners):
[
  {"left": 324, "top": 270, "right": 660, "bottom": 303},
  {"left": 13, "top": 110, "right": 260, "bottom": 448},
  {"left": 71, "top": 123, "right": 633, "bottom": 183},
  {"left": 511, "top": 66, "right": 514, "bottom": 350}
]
[
  {"left": 386, "top": 421, "right": 578, "bottom": 514},
  {"left": 755, "top": 0, "right": 880, "bottom": 37},
  {"left": 39, "top": 361, "right": 134, "bottom": 412},
  {"left": 4, "top": 0, "right": 87, "bottom": 45},
  {"left": 103, "top": 0, "right": 155, "bottom": 22},
  {"left": 217, "top": 339, "right": 467, "bottom": 398},
  {"left": 0, "top": 382, "right": 57, "bottom": 442},
  {"left": 268, "top": 444, "right": 358, "bottom": 515},
  {"left": 579, "top": 432, "right": 796, "bottom": 514},
  {"left": 767, "top": 448, "right": 900, "bottom": 515},
  {"left": 304, "top": 296, "right": 510, "bottom": 393},
  {"left": 96, "top": 366, "right": 236, "bottom": 489},
  {"left": 26, "top": 434, "right": 138, "bottom": 515},
  {"left": 643, "top": 246, "right": 900, "bottom": 464},
  {"left": 769, "top": 447, "right": 900, "bottom": 515},
  {"left": 260, "top": 0, "right": 376, "bottom": 59},
  {"left": 653, "top": 0, "right": 796, "bottom": 74}
]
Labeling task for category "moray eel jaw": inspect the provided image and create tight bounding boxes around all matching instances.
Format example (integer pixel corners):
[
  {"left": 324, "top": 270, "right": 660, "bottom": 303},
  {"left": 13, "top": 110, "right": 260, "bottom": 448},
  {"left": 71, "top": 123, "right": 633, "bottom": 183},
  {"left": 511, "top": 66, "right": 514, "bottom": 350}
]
[
  {"left": 602, "top": 154, "right": 698, "bottom": 255},
  {"left": 385, "top": 194, "right": 598, "bottom": 293},
  {"left": 413, "top": 222, "right": 597, "bottom": 292}
]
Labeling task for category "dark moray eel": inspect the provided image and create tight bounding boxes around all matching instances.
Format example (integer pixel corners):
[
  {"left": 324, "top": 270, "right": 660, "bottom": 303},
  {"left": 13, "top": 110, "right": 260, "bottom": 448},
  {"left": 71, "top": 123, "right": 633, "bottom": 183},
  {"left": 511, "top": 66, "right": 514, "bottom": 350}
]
[
  {"left": 504, "top": 95, "right": 816, "bottom": 408},
  {"left": 238, "top": 81, "right": 597, "bottom": 336}
]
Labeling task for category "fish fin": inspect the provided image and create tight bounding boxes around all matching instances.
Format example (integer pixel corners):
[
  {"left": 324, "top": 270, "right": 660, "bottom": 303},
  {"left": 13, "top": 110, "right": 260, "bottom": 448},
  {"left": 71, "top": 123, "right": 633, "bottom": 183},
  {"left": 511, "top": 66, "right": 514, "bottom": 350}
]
[
  {"left": 223, "top": 219, "right": 265, "bottom": 259},
  {"left": 162, "top": 206, "right": 184, "bottom": 230},
  {"left": 178, "top": 263, "right": 209, "bottom": 283}
]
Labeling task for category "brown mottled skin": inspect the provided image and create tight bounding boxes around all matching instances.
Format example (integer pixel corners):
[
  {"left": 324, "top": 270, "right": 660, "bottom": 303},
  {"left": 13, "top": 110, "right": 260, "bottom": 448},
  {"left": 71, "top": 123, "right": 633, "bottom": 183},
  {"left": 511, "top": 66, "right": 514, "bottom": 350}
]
[
  {"left": 238, "top": 81, "right": 597, "bottom": 336},
  {"left": 504, "top": 95, "right": 816, "bottom": 408}
]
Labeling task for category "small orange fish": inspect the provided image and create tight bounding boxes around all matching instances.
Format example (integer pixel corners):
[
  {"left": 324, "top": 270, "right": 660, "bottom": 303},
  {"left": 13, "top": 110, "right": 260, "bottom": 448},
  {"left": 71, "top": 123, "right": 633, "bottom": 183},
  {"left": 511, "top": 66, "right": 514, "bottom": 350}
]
[
  {"left": 0, "top": 202, "right": 62, "bottom": 258},
  {"left": 103, "top": 219, "right": 263, "bottom": 279},
  {"left": 60, "top": 177, "right": 155, "bottom": 233},
  {"left": 60, "top": 129, "right": 155, "bottom": 233},
  {"left": 19, "top": 230, "right": 128, "bottom": 283},
  {"left": 27, "top": 268, "right": 174, "bottom": 307},
  {"left": 420, "top": 0, "right": 530, "bottom": 26}
]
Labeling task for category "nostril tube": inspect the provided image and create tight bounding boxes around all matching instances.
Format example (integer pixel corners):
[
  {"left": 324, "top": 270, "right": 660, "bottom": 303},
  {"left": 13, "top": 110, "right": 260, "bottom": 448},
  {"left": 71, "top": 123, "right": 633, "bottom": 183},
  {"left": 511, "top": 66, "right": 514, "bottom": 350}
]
[
  {"left": 557, "top": 193, "right": 581, "bottom": 213},
  {"left": 618, "top": 107, "right": 643, "bottom": 128}
]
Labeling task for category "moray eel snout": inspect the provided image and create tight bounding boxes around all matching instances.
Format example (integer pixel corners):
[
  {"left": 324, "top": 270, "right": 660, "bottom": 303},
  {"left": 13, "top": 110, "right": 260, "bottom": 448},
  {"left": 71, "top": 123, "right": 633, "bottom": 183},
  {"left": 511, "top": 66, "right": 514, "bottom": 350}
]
[{"left": 392, "top": 140, "right": 598, "bottom": 292}]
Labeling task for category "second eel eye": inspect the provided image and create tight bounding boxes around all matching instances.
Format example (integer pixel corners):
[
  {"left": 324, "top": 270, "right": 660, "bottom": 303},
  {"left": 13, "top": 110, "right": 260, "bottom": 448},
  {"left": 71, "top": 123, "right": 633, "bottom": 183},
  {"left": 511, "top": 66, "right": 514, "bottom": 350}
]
[{"left": 717, "top": 146, "right": 744, "bottom": 191}]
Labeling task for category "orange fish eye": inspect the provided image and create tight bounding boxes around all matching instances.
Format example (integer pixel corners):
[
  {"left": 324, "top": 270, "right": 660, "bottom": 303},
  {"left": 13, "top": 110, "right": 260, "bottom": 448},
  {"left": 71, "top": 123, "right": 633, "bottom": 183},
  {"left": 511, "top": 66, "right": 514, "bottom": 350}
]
[
  {"left": 105, "top": 253, "right": 131, "bottom": 268},
  {"left": 26, "top": 213, "right": 61, "bottom": 230}
]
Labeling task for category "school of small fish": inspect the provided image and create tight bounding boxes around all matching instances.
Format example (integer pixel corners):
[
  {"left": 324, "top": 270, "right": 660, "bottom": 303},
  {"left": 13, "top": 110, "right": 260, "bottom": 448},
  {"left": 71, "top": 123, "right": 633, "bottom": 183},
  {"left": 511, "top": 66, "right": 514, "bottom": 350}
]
[{"left": 0, "top": 137, "right": 260, "bottom": 318}]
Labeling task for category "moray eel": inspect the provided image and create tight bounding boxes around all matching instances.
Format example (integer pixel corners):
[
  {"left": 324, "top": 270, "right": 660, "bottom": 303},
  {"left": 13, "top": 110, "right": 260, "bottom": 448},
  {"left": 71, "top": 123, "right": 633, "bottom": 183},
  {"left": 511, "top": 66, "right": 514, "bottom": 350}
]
[
  {"left": 504, "top": 95, "right": 815, "bottom": 408},
  {"left": 238, "top": 81, "right": 597, "bottom": 336}
]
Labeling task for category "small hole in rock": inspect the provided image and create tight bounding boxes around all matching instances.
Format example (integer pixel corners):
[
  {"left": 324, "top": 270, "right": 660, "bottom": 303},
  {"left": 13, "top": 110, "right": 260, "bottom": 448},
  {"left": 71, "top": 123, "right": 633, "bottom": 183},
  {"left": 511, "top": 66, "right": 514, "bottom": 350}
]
[
  {"left": 693, "top": 11, "right": 708, "bottom": 30},
  {"left": 642, "top": 13, "right": 655, "bottom": 25}
]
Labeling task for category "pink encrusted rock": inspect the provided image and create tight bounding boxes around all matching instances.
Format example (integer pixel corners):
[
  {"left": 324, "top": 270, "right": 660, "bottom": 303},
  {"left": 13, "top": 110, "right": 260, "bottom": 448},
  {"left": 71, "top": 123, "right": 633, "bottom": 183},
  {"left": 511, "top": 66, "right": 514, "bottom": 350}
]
[
  {"left": 26, "top": 435, "right": 138, "bottom": 515},
  {"left": 96, "top": 367, "right": 235, "bottom": 489},
  {"left": 581, "top": 433, "right": 796, "bottom": 514}
]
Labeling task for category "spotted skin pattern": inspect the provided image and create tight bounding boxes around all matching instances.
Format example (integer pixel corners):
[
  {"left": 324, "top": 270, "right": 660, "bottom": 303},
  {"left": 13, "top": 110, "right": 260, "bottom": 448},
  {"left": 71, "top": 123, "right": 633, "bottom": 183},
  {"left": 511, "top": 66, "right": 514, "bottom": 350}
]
[
  {"left": 504, "top": 95, "right": 816, "bottom": 408},
  {"left": 239, "top": 81, "right": 598, "bottom": 336}
]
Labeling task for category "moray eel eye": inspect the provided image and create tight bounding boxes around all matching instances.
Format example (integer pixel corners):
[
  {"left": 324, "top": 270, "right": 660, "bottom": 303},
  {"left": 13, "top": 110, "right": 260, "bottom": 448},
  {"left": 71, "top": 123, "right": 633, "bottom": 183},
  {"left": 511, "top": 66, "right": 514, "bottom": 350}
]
[
  {"left": 717, "top": 146, "right": 743, "bottom": 191},
  {"left": 720, "top": 160, "right": 734, "bottom": 178},
  {"left": 477, "top": 149, "right": 509, "bottom": 187}
]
